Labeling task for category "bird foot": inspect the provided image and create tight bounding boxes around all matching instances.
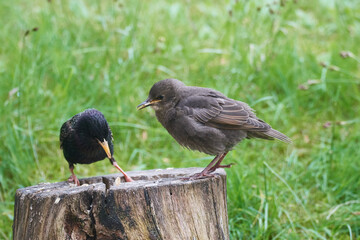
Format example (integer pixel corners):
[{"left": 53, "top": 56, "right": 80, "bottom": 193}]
[
  {"left": 208, "top": 163, "right": 235, "bottom": 173},
  {"left": 68, "top": 175, "right": 80, "bottom": 186},
  {"left": 181, "top": 172, "right": 215, "bottom": 181},
  {"left": 124, "top": 175, "right": 134, "bottom": 182},
  {"left": 112, "top": 160, "right": 134, "bottom": 183}
]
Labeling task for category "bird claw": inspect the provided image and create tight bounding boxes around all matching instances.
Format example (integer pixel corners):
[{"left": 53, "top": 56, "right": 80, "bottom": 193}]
[
  {"left": 112, "top": 160, "right": 134, "bottom": 183},
  {"left": 181, "top": 172, "right": 215, "bottom": 181},
  {"left": 68, "top": 175, "right": 80, "bottom": 186},
  {"left": 219, "top": 163, "right": 236, "bottom": 168},
  {"left": 208, "top": 163, "right": 235, "bottom": 173},
  {"left": 124, "top": 175, "right": 134, "bottom": 182}
]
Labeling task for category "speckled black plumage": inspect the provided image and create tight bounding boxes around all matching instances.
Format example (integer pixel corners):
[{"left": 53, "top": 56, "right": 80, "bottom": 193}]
[
  {"left": 138, "top": 79, "right": 291, "bottom": 179},
  {"left": 60, "top": 109, "right": 133, "bottom": 185},
  {"left": 60, "top": 109, "right": 113, "bottom": 165}
]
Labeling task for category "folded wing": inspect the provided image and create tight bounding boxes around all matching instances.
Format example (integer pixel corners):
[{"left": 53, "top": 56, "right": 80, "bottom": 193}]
[{"left": 177, "top": 91, "right": 291, "bottom": 143}]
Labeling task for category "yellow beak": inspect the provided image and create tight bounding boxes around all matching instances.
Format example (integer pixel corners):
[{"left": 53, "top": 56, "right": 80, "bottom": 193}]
[
  {"left": 137, "top": 99, "right": 161, "bottom": 110},
  {"left": 97, "top": 139, "right": 112, "bottom": 159}
]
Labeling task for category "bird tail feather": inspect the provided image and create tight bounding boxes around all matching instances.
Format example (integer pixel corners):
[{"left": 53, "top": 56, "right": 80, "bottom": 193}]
[{"left": 264, "top": 129, "right": 292, "bottom": 143}]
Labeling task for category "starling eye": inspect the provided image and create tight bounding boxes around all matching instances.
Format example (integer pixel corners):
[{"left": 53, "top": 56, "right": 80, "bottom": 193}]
[{"left": 156, "top": 95, "right": 164, "bottom": 100}]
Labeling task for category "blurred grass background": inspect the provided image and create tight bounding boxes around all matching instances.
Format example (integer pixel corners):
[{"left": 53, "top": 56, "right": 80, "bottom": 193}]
[{"left": 1, "top": 0, "right": 360, "bottom": 239}]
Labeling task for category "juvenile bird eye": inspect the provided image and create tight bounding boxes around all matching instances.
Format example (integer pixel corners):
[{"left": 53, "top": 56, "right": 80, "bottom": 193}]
[{"left": 157, "top": 95, "right": 164, "bottom": 100}]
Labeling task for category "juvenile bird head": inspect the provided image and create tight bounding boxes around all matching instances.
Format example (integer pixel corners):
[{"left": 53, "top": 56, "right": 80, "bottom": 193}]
[{"left": 137, "top": 79, "right": 185, "bottom": 111}]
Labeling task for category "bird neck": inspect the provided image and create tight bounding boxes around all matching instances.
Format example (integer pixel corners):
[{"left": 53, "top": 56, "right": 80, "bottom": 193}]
[
  {"left": 155, "top": 108, "right": 168, "bottom": 126},
  {"left": 154, "top": 104, "right": 177, "bottom": 129}
]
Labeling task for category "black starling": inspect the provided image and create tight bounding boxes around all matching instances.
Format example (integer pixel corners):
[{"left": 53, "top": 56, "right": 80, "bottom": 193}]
[
  {"left": 137, "top": 79, "right": 291, "bottom": 179},
  {"left": 60, "top": 109, "right": 133, "bottom": 185}
]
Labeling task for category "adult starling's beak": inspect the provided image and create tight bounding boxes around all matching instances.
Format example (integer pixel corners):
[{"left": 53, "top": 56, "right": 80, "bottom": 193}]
[
  {"left": 97, "top": 139, "right": 112, "bottom": 159},
  {"left": 137, "top": 98, "right": 161, "bottom": 110}
]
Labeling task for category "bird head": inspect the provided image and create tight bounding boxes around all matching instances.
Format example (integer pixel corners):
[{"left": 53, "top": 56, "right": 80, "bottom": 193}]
[
  {"left": 137, "top": 79, "right": 185, "bottom": 111},
  {"left": 77, "top": 109, "right": 113, "bottom": 159}
]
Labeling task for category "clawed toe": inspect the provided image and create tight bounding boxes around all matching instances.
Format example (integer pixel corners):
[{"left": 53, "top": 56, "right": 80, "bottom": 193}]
[
  {"left": 219, "top": 163, "right": 235, "bottom": 168},
  {"left": 208, "top": 162, "right": 235, "bottom": 173},
  {"left": 181, "top": 172, "right": 215, "bottom": 181},
  {"left": 67, "top": 175, "right": 80, "bottom": 186},
  {"left": 124, "top": 175, "right": 134, "bottom": 182}
]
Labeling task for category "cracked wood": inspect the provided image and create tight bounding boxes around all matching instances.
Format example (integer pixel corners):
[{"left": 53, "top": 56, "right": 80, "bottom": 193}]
[{"left": 13, "top": 167, "right": 229, "bottom": 240}]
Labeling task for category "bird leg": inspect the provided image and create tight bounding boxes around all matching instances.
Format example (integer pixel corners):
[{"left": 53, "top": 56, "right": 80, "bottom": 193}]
[
  {"left": 183, "top": 154, "right": 224, "bottom": 180},
  {"left": 212, "top": 163, "right": 234, "bottom": 169},
  {"left": 208, "top": 152, "right": 230, "bottom": 173},
  {"left": 110, "top": 158, "right": 134, "bottom": 182},
  {"left": 68, "top": 165, "right": 80, "bottom": 186}
]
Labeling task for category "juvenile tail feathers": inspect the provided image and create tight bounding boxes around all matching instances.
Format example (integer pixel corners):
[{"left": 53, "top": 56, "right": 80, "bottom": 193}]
[{"left": 264, "top": 129, "right": 292, "bottom": 143}]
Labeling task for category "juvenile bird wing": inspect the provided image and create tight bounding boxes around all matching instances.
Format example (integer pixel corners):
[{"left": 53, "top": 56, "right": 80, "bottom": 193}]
[
  {"left": 178, "top": 91, "right": 270, "bottom": 131},
  {"left": 211, "top": 99, "right": 271, "bottom": 131},
  {"left": 177, "top": 90, "right": 291, "bottom": 143}
]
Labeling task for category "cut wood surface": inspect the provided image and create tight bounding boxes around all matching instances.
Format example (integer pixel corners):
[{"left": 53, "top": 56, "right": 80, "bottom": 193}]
[{"left": 13, "top": 168, "right": 229, "bottom": 240}]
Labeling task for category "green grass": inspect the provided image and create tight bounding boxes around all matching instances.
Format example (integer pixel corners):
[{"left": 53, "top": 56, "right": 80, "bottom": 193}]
[{"left": 1, "top": 0, "right": 360, "bottom": 239}]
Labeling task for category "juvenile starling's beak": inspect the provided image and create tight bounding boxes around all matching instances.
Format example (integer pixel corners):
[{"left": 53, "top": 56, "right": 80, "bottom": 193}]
[
  {"left": 137, "top": 99, "right": 161, "bottom": 110},
  {"left": 97, "top": 139, "right": 112, "bottom": 159}
]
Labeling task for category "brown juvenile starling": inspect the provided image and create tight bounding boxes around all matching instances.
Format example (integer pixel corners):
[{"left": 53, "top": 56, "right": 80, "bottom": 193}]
[
  {"left": 60, "top": 109, "right": 133, "bottom": 185},
  {"left": 137, "top": 79, "right": 291, "bottom": 179}
]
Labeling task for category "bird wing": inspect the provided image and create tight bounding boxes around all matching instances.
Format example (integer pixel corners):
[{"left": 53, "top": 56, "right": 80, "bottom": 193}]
[
  {"left": 109, "top": 126, "right": 114, "bottom": 141},
  {"left": 60, "top": 121, "right": 71, "bottom": 149},
  {"left": 178, "top": 92, "right": 271, "bottom": 131},
  {"left": 60, "top": 114, "right": 79, "bottom": 149}
]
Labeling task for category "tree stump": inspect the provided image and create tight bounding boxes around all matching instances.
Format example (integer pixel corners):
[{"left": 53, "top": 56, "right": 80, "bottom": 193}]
[{"left": 13, "top": 168, "right": 229, "bottom": 240}]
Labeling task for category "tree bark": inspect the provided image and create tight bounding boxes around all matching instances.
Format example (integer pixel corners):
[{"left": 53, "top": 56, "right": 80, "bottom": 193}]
[{"left": 13, "top": 167, "right": 229, "bottom": 240}]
